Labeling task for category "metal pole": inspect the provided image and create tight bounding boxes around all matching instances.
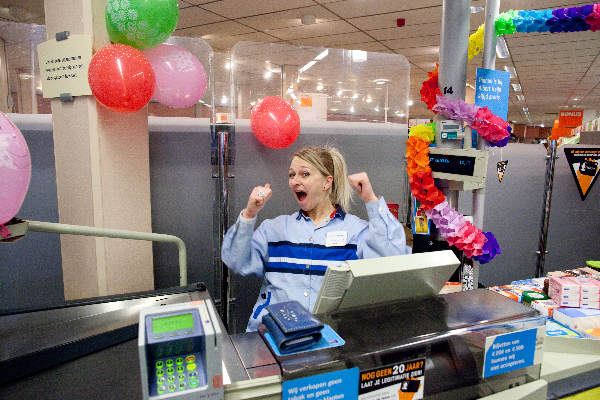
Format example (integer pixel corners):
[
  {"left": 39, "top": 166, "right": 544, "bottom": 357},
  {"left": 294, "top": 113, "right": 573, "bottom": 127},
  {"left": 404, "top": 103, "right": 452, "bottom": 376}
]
[
  {"left": 26, "top": 220, "right": 188, "bottom": 285},
  {"left": 218, "top": 130, "right": 230, "bottom": 329},
  {"left": 437, "top": 0, "right": 470, "bottom": 238},
  {"left": 472, "top": 0, "right": 500, "bottom": 287},
  {"left": 536, "top": 140, "right": 557, "bottom": 277}
]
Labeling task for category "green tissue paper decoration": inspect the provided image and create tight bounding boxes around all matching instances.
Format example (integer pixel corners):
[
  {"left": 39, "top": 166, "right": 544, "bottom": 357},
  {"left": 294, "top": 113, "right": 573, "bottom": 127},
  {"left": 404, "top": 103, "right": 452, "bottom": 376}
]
[
  {"left": 495, "top": 9, "right": 519, "bottom": 36},
  {"left": 105, "top": 0, "right": 179, "bottom": 50}
]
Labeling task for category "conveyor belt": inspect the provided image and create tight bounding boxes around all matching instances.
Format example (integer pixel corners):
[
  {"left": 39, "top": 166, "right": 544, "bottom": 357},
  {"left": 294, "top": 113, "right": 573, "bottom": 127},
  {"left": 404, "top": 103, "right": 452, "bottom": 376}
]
[{"left": 0, "top": 283, "right": 208, "bottom": 385}]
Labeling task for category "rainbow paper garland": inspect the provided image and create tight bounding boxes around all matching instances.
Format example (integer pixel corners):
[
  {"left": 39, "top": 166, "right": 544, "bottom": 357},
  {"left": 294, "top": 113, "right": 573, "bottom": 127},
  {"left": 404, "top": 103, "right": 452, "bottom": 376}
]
[
  {"left": 413, "top": 4, "right": 599, "bottom": 262},
  {"left": 405, "top": 124, "right": 501, "bottom": 260}
]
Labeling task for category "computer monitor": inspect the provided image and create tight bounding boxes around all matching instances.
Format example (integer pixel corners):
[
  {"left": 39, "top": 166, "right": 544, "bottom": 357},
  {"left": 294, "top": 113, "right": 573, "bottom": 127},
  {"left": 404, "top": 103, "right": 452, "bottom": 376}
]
[{"left": 312, "top": 250, "right": 460, "bottom": 315}]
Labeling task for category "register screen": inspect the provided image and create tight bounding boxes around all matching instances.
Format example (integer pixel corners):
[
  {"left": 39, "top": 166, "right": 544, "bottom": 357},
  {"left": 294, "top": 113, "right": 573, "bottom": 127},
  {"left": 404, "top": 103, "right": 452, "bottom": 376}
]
[{"left": 152, "top": 313, "right": 194, "bottom": 334}]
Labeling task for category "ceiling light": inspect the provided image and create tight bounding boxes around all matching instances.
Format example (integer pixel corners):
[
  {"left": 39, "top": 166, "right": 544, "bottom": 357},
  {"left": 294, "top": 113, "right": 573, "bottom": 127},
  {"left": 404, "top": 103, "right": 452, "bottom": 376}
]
[
  {"left": 289, "top": 92, "right": 298, "bottom": 100},
  {"left": 352, "top": 93, "right": 358, "bottom": 99},
  {"left": 470, "top": 6, "right": 484, "bottom": 13},
  {"left": 301, "top": 14, "right": 316, "bottom": 25},
  {"left": 314, "top": 49, "right": 329, "bottom": 61},
  {"left": 496, "top": 36, "right": 510, "bottom": 59},
  {"left": 225, "top": 62, "right": 231, "bottom": 70},
  {"left": 299, "top": 60, "right": 317, "bottom": 73},
  {"left": 516, "top": 94, "right": 525, "bottom": 101},
  {"left": 350, "top": 106, "right": 355, "bottom": 113},
  {"left": 365, "top": 97, "right": 373, "bottom": 103},
  {"left": 374, "top": 107, "right": 380, "bottom": 112},
  {"left": 522, "top": 107, "right": 528, "bottom": 112},
  {"left": 511, "top": 83, "right": 522, "bottom": 92},
  {"left": 572, "top": 97, "right": 580, "bottom": 101},
  {"left": 316, "top": 83, "right": 323, "bottom": 91},
  {"left": 329, "top": 108, "right": 339, "bottom": 111},
  {"left": 351, "top": 50, "right": 367, "bottom": 63},
  {"left": 504, "top": 66, "right": 517, "bottom": 79},
  {"left": 408, "top": 100, "right": 414, "bottom": 106},
  {"left": 540, "top": 124, "right": 544, "bottom": 127},
  {"left": 336, "top": 89, "right": 343, "bottom": 96},
  {"left": 221, "top": 95, "right": 228, "bottom": 105},
  {"left": 373, "top": 78, "right": 390, "bottom": 85},
  {"left": 264, "top": 71, "right": 272, "bottom": 79},
  {"left": 18, "top": 73, "right": 32, "bottom": 79}
]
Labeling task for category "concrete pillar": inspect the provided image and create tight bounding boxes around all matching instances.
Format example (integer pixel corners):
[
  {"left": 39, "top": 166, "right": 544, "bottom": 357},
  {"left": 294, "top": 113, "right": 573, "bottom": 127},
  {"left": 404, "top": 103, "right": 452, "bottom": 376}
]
[{"left": 44, "top": 0, "right": 153, "bottom": 300}]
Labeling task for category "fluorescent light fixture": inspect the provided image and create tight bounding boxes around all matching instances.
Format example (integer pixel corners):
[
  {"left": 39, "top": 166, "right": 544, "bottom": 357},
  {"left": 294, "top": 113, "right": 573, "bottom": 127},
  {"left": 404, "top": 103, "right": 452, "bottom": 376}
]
[
  {"left": 336, "top": 89, "right": 343, "bottom": 96},
  {"left": 365, "top": 97, "right": 373, "bottom": 103},
  {"left": 351, "top": 50, "right": 367, "bottom": 63},
  {"left": 373, "top": 78, "right": 390, "bottom": 85},
  {"left": 540, "top": 124, "right": 544, "bottom": 127},
  {"left": 221, "top": 95, "right": 228, "bottom": 105},
  {"left": 471, "top": 6, "right": 484, "bottom": 13},
  {"left": 522, "top": 107, "right": 528, "bottom": 112},
  {"left": 289, "top": 92, "right": 297, "bottom": 100},
  {"left": 408, "top": 100, "right": 414, "bottom": 106},
  {"left": 349, "top": 105, "right": 355, "bottom": 113},
  {"left": 314, "top": 49, "right": 329, "bottom": 61},
  {"left": 299, "top": 60, "right": 317, "bottom": 73},
  {"left": 352, "top": 93, "right": 358, "bottom": 99},
  {"left": 374, "top": 107, "right": 380, "bottom": 112},
  {"left": 572, "top": 97, "right": 580, "bottom": 101},
  {"left": 496, "top": 36, "right": 510, "bottom": 59},
  {"left": 225, "top": 62, "right": 231, "bottom": 70},
  {"left": 504, "top": 65, "right": 517, "bottom": 79},
  {"left": 264, "top": 71, "right": 272, "bottom": 79},
  {"left": 316, "top": 83, "right": 324, "bottom": 91},
  {"left": 516, "top": 94, "right": 525, "bottom": 101},
  {"left": 511, "top": 83, "right": 521, "bottom": 92},
  {"left": 329, "top": 108, "right": 339, "bottom": 111}
]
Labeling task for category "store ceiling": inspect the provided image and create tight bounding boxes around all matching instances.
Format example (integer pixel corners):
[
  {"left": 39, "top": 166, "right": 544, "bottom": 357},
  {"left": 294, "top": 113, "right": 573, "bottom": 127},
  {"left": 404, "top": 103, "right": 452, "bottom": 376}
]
[{"left": 1, "top": 0, "right": 599, "bottom": 127}]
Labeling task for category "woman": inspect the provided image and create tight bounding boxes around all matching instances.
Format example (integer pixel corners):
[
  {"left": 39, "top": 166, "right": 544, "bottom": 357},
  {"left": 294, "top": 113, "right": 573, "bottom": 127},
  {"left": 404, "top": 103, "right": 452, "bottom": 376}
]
[{"left": 222, "top": 145, "right": 409, "bottom": 331}]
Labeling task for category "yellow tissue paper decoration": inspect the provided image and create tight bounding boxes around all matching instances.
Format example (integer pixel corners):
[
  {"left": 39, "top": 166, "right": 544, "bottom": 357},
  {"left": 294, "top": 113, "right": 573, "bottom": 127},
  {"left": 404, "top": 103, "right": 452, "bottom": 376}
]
[
  {"left": 408, "top": 123, "right": 435, "bottom": 143},
  {"left": 468, "top": 24, "right": 485, "bottom": 61}
]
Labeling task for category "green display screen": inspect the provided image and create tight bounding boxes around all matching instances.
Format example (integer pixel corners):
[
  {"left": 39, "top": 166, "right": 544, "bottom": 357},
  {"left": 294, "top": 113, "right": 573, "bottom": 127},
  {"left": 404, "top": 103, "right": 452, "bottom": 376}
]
[{"left": 152, "top": 313, "right": 194, "bottom": 334}]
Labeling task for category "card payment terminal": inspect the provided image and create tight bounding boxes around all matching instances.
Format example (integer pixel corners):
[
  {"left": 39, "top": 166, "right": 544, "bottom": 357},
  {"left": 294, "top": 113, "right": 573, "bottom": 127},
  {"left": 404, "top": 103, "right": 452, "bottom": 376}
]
[{"left": 138, "top": 300, "right": 223, "bottom": 399}]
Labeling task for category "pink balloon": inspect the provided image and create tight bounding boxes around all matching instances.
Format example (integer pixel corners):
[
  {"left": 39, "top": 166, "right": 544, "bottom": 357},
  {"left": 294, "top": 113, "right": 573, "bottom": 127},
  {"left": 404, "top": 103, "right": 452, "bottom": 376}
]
[
  {"left": 143, "top": 43, "right": 207, "bottom": 108},
  {"left": 250, "top": 96, "right": 300, "bottom": 149},
  {"left": 0, "top": 113, "right": 31, "bottom": 224}
]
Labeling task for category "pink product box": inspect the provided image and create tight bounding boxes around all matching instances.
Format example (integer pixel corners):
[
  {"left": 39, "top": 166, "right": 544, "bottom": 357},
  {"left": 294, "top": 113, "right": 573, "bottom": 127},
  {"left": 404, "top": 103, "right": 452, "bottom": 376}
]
[
  {"left": 572, "top": 277, "right": 600, "bottom": 295},
  {"left": 580, "top": 301, "right": 600, "bottom": 309}
]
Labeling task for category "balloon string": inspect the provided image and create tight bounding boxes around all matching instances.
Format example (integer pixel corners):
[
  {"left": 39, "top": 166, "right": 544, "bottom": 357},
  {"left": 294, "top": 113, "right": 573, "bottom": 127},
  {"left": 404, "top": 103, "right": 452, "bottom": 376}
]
[
  {"left": 500, "top": 147, "right": 503, "bottom": 162},
  {"left": 1, "top": 224, "right": 10, "bottom": 239}
]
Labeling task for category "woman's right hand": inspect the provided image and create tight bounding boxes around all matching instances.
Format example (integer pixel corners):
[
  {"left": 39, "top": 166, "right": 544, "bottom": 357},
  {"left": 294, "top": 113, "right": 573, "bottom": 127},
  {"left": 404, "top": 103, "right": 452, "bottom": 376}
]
[{"left": 242, "top": 184, "right": 272, "bottom": 219}]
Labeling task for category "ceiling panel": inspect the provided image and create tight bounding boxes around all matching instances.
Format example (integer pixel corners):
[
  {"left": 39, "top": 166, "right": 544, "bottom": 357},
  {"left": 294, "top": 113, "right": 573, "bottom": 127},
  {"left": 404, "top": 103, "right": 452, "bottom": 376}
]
[
  {"left": 200, "top": 0, "right": 315, "bottom": 19},
  {"left": 322, "top": 0, "right": 442, "bottom": 19},
  {"left": 266, "top": 20, "right": 358, "bottom": 40},
  {"left": 289, "top": 31, "right": 372, "bottom": 47},
  {"left": 238, "top": 5, "right": 339, "bottom": 31},
  {"left": 177, "top": 6, "right": 227, "bottom": 29}
]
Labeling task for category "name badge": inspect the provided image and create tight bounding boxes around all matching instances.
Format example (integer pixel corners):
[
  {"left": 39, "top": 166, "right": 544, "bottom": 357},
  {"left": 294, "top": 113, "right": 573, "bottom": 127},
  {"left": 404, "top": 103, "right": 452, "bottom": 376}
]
[{"left": 326, "top": 231, "right": 347, "bottom": 247}]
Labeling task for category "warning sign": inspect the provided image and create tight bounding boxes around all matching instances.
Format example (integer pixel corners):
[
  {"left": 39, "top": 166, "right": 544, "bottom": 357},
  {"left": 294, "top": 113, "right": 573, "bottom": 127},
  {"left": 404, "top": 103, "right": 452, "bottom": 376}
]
[
  {"left": 564, "top": 148, "right": 600, "bottom": 201},
  {"left": 358, "top": 359, "right": 425, "bottom": 400}
]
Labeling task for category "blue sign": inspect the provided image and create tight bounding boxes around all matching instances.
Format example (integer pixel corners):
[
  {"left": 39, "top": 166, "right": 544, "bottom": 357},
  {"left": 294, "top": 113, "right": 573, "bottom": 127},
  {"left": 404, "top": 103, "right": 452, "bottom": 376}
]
[
  {"left": 283, "top": 367, "right": 359, "bottom": 400},
  {"left": 474, "top": 68, "right": 511, "bottom": 146},
  {"left": 483, "top": 328, "right": 539, "bottom": 378}
]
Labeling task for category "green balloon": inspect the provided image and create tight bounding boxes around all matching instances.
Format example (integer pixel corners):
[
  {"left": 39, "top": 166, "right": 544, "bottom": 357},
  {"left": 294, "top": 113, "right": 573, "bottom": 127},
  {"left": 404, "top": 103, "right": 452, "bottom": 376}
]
[{"left": 105, "top": 0, "right": 179, "bottom": 50}]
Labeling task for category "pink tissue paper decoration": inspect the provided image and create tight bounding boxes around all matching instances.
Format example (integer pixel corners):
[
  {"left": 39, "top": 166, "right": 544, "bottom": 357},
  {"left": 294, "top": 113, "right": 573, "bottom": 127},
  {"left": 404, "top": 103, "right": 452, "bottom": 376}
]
[
  {"left": 585, "top": 4, "right": 600, "bottom": 31},
  {"left": 432, "top": 95, "right": 479, "bottom": 125},
  {"left": 425, "top": 200, "right": 467, "bottom": 240},
  {"left": 446, "top": 221, "right": 487, "bottom": 258},
  {"left": 472, "top": 107, "right": 510, "bottom": 143}
]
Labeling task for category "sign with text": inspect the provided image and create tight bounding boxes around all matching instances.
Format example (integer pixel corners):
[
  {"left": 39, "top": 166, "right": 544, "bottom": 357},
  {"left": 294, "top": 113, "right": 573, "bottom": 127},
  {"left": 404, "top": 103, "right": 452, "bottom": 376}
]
[
  {"left": 358, "top": 359, "right": 425, "bottom": 400},
  {"left": 483, "top": 327, "right": 541, "bottom": 378},
  {"left": 475, "top": 68, "right": 510, "bottom": 120},
  {"left": 37, "top": 34, "right": 93, "bottom": 98},
  {"left": 283, "top": 368, "right": 359, "bottom": 400},
  {"left": 564, "top": 147, "right": 600, "bottom": 200},
  {"left": 559, "top": 110, "right": 583, "bottom": 128}
]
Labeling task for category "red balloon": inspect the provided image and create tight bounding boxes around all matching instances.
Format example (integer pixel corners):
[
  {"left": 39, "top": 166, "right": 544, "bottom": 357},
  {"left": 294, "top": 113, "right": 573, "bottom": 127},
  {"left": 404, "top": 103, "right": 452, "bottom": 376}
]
[
  {"left": 88, "top": 44, "right": 155, "bottom": 113},
  {"left": 250, "top": 96, "right": 300, "bottom": 149}
]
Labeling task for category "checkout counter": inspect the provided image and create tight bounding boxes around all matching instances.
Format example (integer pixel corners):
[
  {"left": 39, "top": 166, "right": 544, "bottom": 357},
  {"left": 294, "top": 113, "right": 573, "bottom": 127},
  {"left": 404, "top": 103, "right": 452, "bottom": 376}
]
[{"left": 0, "top": 275, "right": 599, "bottom": 399}]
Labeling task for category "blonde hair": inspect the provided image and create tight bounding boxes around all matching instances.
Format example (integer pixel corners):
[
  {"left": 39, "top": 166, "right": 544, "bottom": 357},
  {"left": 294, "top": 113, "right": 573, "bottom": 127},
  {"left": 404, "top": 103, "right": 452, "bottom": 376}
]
[{"left": 293, "top": 146, "right": 352, "bottom": 212}]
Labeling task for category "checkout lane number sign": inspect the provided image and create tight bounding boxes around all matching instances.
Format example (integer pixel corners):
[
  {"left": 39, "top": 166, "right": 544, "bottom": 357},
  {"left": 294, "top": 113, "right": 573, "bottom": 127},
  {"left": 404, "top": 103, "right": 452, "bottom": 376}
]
[{"left": 358, "top": 359, "right": 425, "bottom": 400}]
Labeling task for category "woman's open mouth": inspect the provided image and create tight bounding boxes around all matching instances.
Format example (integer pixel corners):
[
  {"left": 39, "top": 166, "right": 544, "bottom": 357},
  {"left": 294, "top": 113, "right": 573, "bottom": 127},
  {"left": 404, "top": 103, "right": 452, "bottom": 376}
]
[{"left": 295, "top": 191, "right": 307, "bottom": 201}]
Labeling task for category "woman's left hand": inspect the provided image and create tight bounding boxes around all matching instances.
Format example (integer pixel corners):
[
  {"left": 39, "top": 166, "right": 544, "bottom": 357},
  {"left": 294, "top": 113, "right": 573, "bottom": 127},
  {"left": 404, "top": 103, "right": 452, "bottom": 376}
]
[{"left": 348, "top": 172, "right": 378, "bottom": 203}]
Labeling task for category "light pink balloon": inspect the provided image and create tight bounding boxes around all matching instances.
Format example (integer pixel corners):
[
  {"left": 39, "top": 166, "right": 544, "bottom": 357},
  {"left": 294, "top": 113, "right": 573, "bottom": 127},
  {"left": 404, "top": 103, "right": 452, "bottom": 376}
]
[
  {"left": 0, "top": 113, "right": 31, "bottom": 224},
  {"left": 143, "top": 43, "right": 207, "bottom": 108}
]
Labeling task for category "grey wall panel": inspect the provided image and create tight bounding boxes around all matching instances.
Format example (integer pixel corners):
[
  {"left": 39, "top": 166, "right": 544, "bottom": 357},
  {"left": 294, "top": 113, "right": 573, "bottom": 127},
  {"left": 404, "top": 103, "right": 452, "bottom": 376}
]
[
  {"left": 0, "top": 130, "right": 63, "bottom": 310},
  {"left": 148, "top": 130, "right": 217, "bottom": 292}
]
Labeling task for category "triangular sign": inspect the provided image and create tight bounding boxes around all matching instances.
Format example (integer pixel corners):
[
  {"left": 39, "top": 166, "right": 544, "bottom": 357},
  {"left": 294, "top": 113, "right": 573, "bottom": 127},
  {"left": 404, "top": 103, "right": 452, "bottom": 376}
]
[
  {"left": 497, "top": 160, "right": 508, "bottom": 183},
  {"left": 564, "top": 148, "right": 600, "bottom": 201}
]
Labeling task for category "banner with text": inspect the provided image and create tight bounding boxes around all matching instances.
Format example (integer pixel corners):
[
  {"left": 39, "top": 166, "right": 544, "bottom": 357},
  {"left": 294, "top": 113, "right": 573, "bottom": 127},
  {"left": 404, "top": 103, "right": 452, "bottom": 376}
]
[{"left": 564, "top": 147, "right": 600, "bottom": 201}]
